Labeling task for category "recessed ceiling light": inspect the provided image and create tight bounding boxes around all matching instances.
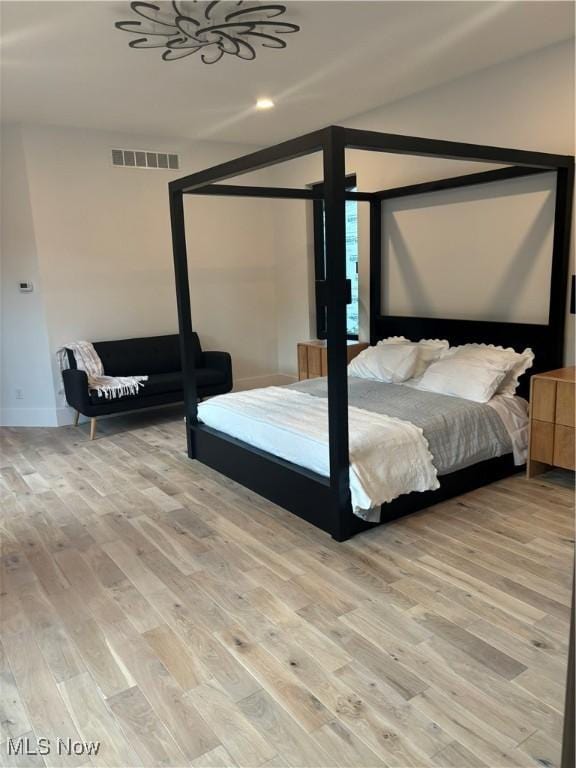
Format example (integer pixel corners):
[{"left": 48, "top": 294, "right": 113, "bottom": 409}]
[{"left": 256, "top": 98, "right": 275, "bottom": 110}]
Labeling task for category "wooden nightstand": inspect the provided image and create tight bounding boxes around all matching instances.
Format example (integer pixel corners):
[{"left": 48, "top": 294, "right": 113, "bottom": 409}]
[
  {"left": 528, "top": 366, "right": 575, "bottom": 477},
  {"left": 297, "top": 340, "right": 368, "bottom": 381}
]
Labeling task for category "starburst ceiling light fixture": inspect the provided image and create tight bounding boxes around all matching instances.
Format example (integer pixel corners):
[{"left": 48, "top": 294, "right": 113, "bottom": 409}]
[{"left": 115, "top": 1, "right": 301, "bottom": 65}]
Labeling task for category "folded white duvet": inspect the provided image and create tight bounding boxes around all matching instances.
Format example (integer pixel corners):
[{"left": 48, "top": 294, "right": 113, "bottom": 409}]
[{"left": 198, "top": 387, "right": 439, "bottom": 520}]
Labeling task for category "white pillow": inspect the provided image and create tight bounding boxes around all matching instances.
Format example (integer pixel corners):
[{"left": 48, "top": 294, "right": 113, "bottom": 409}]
[
  {"left": 416, "top": 357, "right": 507, "bottom": 403},
  {"left": 444, "top": 344, "right": 534, "bottom": 396},
  {"left": 378, "top": 336, "right": 449, "bottom": 378},
  {"left": 348, "top": 343, "right": 419, "bottom": 383}
]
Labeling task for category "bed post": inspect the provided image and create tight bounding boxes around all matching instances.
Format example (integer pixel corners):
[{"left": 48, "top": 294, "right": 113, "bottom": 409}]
[
  {"left": 369, "top": 198, "right": 382, "bottom": 346},
  {"left": 323, "top": 126, "right": 352, "bottom": 541},
  {"left": 549, "top": 164, "right": 575, "bottom": 367},
  {"left": 169, "top": 187, "right": 198, "bottom": 459}
]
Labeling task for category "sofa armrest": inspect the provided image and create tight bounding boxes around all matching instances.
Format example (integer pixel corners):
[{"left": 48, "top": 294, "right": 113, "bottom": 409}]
[
  {"left": 62, "top": 368, "right": 91, "bottom": 413},
  {"left": 203, "top": 351, "right": 233, "bottom": 388}
]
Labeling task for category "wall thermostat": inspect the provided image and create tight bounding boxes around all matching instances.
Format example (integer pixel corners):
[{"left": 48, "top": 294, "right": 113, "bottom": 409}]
[{"left": 18, "top": 281, "right": 34, "bottom": 293}]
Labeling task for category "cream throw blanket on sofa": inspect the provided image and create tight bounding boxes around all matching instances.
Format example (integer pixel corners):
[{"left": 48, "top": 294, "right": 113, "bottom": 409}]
[{"left": 57, "top": 341, "right": 147, "bottom": 399}]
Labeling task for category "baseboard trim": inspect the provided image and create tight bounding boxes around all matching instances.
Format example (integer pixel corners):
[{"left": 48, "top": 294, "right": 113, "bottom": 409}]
[{"left": 0, "top": 408, "right": 60, "bottom": 428}]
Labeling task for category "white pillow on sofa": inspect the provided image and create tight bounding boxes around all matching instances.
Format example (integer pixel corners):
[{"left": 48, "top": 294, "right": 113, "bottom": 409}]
[
  {"left": 443, "top": 344, "right": 534, "bottom": 397},
  {"left": 415, "top": 357, "right": 507, "bottom": 403},
  {"left": 348, "top": 343, "right": 419, "bottom": 383},
  {"left": 378, "top": 336, "right": 449, "bottom": 378}
]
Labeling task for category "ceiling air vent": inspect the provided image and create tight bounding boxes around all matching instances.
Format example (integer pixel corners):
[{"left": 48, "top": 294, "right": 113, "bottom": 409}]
[{"left": 111, "top": 149, "right": 179, "bottom": 170}]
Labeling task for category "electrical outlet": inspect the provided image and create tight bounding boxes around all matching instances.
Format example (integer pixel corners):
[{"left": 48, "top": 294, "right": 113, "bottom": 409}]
[{"left": 15, "top": 388, "right": 23, "bottom": 400}]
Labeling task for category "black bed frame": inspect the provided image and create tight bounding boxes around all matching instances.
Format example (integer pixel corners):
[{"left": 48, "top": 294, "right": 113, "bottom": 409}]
[{"left": 169, "top": 126, "right": 574, "bottom": 541}]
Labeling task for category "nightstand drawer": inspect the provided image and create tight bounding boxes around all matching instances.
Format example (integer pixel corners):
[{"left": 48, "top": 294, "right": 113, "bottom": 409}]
[
  {"left": 556, "top": 381, "right": 575, "bottom": 427},
  {"left": 553, "top": 425, "right": 575, "bottom": 470},
  {"left": 531, "top": 378, "right": 556, "bottom": 422},
  {"left": 530, "top": 420, "right": 555, "bottom": 464},
  {"left": 297, "top": 344, "right": 309, "bottom": 380},
  {"left": 308, "top": 345, "right": 323, "bottom": 378}
]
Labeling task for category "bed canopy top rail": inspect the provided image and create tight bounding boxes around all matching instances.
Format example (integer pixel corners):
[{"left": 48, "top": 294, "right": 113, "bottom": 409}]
[
  {"left": 169, "top": 124, "right": 573, "bottom": 195},
  {"left": 170, "top": 127, "right": 326, "bottom": 193},
  {"left": 375, "top": 166, "right": 549, "bottom": 200},
  {"left": 169, "top": 124, "right": 574, "bottom": 541},
  {"left": 181, "top": 184, "right": 372, "bottom": 201},
  {"left": 342, "top": 127, "right": 573, "bottom": 169}
]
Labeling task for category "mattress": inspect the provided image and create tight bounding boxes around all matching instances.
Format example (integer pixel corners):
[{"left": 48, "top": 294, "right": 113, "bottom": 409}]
[
  {"left": 197, "top": 377, "right": 528, "bottom": 518},
  {"left": 289, "top": 376, "right": 520, "bottom": 475}
]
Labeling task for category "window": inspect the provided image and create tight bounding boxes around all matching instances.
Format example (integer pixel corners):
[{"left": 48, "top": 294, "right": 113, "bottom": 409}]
[{"left": 312, "top": 175, "right": 359, "bottom": 339}]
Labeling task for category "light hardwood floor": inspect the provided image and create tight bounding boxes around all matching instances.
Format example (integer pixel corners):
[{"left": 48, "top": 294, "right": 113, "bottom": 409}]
[{"left": 1, "top": 407, "right": 574, "bottom": 768}]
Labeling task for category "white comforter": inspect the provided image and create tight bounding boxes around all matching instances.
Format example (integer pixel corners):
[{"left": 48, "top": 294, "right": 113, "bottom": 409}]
[{"left": 198, "top": 387, "right": 439, "bottom": 520}]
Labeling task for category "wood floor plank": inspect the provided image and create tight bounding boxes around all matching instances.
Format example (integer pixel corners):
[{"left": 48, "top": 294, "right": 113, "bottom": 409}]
[
  {"left": 414, "top": 555, "right": 548, "bottom": 624},
  {"left": 186, "top": 681, "right": 276, "bottom": 767},
  {"left": 513, "top": 668, "right": 568, "bottom": 713},
  {"left": 260, "top": 629, "right": 432, "bottom": 767},
  {"left": 0, "top": 637, "right": 31, "bottom": 743},
  {"left": 0, "top": 731, "right": 46, "bottom": 768},
  {"left": 431, "top": 741, "right": 489, "bottom": 767},
  {"left": 467, "top": 618, "right": 567, "bottom": 685},
  {"left": 409, "top": 608, "right": 528, "bottom": 680},
  {"left": 334, "top": 661, "right": 452, "bottom": 758},
  {"left": 337, "top": 627, "right": 429, "bottom": 701},
  {"left": 217, "top": 626, "right": 333, "bottom": 734},
  {"left": 517, "top": 729, "right": 562, "bottom": 768},
  {"left": 47, "top": 594, "right": 134, "bottom": 698},
  {"left": 191, "top": 745, "right": 238, "bottom": 768},
  {"left": 146, "top": 588, "right": 259, "bottom": 701},
  {"left": 336, "top": 613, "right": 534, "bottom": 746},
  {"left": 312, "top": 719, "right": 387, "bottom": 768},
  {"left": 2, "top": 632, "right": 85, "bottom": 768},
  {"left": 143, "top": 623, "right": 201, "bottom": 691},
  {"left": 412, "top": 687, "right": 534, "bottom": 767},
  {"left": 102, "top": 619, "right": 220, "bottom": 762},
  {"left": 58, "top": 672, "right": 141, "bottom": 767},
  {"left": 107, "top": 685, "right": 188, "bottom": 767},
  {"left": 423, "top": 635, "right": 565, "bottom": 742},
  {"left": 236, "top": 688, "right": 334, "bottom": 768},
  {"left": 108, "top": 580, "right": 163, "bottom": 633}
]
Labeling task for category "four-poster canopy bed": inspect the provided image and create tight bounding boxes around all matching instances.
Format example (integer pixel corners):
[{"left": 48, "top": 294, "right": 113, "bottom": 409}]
[{"left": 169, "top": 125, "right": 574, "bottom": 541}]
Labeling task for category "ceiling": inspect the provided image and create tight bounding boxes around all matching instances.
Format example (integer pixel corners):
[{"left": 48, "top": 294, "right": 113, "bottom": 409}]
[{"left": 1, "top": 1, "right": 573, "bottom": 145}]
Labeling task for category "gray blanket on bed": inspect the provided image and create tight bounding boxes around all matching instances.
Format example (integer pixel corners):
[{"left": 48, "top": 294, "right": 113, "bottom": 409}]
[{"left": 289, "top": 377, "right": 512, "bottom": 475}]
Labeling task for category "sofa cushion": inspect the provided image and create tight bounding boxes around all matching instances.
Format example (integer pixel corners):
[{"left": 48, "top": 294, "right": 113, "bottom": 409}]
[
  {"left": 93, "top": 335, "right": 189, "bottom": 376},
  {"left": 67, "top": 334, "right": 205, "bottom": 376},
  {"left": 141, "top": 372, "right": 183, "bottom": 396},
  {"left": 87, "top": 368, "right": 226, "bottom": 404}
]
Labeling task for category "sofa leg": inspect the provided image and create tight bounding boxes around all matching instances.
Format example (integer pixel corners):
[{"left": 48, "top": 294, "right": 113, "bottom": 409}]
[
  {"left": 89, "top": 417, "right": 97, "bottom": 441},
  {"left": 73, "top": 410, "right": 80, "bottom": 426}
]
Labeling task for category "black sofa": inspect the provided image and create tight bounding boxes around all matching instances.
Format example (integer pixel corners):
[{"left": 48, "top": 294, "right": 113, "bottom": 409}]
[{"left": 62, "top": 333, "right": 232, "bottom": 439}]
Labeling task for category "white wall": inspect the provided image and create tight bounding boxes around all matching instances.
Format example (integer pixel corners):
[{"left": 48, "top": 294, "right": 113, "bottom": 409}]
[
  {"left": 272, "top": 40, "right": 575, "bottom": 375},
  {"left": 382, "top": 172, "right": 556, "bottom": 324},
  {"left": 1, "top": 126, "right": 58, "bottom": 426},
  {"left": 1, "top": 125, "right": 280, "bottom": 426},
  {"left": 270, "top": 155, "right": 324, "bottom": 376}
]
